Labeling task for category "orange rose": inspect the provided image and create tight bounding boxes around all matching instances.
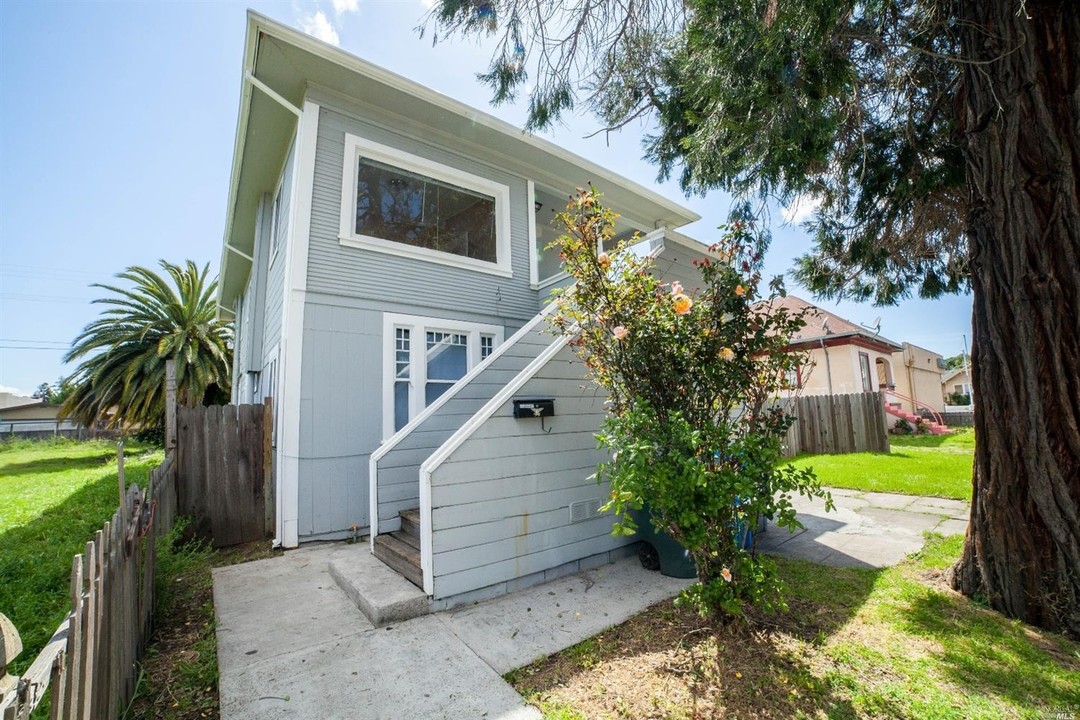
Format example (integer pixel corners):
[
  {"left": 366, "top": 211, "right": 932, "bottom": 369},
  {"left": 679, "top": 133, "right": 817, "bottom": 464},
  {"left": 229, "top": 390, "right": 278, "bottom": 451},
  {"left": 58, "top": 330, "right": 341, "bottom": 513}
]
[{"left": 673, "top": 293, "right": 692, "bottom": 315}]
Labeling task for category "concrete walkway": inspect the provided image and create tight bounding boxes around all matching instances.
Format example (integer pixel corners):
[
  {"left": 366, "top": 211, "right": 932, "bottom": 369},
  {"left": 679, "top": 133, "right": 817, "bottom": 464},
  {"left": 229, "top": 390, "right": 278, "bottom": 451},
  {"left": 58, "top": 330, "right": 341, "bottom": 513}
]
[
  {"left": 757, "top": 488, "right": 969, "bottom": 568},
  {"left": 214, "top": 489, "right": 968, "bottom": 719},
  {"left": 214, "top": 546, "right": 691, "bottom": 720}
]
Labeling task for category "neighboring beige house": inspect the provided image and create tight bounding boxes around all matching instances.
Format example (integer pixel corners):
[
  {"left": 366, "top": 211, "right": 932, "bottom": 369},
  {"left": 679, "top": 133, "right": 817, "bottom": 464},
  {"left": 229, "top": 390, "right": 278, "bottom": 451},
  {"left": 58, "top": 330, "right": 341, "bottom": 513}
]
[
  {"left": 774, "top": 295, "right": 904, "bottom": 397},
  {"left": 0, "top": 392, "right": 36, "bottom": 410},
  {"left": 0, "top": 399, "right": 61, "bottom": 422},
  {"left": 774, "top": 296, "right": 948, "bottom": 420},
  {"left": 891, "top": 342, "right": 947, "bottom": 414},
  {"left": 942, "top": 367, "right": 974, "bottom": 405}
]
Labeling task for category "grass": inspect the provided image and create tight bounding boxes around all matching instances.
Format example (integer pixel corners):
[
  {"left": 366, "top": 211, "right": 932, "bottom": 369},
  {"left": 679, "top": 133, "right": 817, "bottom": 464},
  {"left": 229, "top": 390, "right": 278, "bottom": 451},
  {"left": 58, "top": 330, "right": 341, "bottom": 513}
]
[
  {"left": 0, "top": 437, "right": 162, "bottom": 676},
  {"left": 125, "top": 531, "right": 280, "bottom": 720},
  {"left": 785, "top": 427, "right": 975, "bottom": 500},
  {"left": 508, "top": 534, "right": 1080, "bottom": 719}
]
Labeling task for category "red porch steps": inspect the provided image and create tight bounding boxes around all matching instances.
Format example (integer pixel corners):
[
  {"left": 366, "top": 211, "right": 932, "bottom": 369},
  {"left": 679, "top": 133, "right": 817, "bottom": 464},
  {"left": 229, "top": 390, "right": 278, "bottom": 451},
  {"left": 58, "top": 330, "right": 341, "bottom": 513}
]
[{"left": 884, "top": 404, "right": 953, "bottom": 435}]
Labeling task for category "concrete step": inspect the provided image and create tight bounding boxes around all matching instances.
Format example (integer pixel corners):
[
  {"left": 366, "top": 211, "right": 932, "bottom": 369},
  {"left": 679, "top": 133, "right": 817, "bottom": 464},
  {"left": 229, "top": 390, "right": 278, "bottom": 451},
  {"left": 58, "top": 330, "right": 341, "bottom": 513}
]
[
  {"left": 374, "top": 533, "right": 423, "bottom": 589},
  {"left": 328, "top": 543, "right": 429, "bottom": 627},
  {"left": 400, "top": 508, "right": 421, "bottom": 540}
]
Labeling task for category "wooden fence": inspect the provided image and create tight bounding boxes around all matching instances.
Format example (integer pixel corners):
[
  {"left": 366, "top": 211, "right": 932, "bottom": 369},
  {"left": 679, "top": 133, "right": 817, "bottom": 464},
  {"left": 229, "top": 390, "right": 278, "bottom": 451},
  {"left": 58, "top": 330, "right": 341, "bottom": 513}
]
[
  {"left": 781, "top": 391, "right": 890, "bottom": 457},
  {"left": 0, "top": 453, "right": 178, "bottom": 720},
  {"left": 176, "top": 401, "right": 273, "bottom": 548}
]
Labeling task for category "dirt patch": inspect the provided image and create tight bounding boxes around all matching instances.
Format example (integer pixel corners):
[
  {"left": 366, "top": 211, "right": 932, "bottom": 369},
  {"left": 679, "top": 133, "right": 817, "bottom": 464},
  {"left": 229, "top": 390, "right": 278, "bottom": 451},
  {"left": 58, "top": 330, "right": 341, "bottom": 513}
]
[
  {"left": 509, "top": 602, "right": 854, "bottom": 719},
  {"left": 127, "top": 539, "right": 281, "bottom": 720}
]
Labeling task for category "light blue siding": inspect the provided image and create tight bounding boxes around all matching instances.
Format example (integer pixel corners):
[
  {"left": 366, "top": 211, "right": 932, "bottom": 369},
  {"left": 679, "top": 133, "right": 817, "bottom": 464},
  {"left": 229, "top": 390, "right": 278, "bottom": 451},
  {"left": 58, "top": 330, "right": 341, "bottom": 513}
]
[
  {"left": 427, "top": 345, "right": 630, "bottom": 600},
  {"left": 374, "top": 320, "right": 551, "bottom": 528},
  {"left": 655, "top": 241, "right": 709, "bottom": 291},
  {"left": 294, "top": 292, "right": 528, "bottom": 539},
  {"left": 263, "top": 138, "right": 296, "bottom": 356},
  {"left": 305, "top": 102, "right": 538, "bottom": 325},
  {"left": 232, "top": 197, "right": 274, "bottom": 404}
]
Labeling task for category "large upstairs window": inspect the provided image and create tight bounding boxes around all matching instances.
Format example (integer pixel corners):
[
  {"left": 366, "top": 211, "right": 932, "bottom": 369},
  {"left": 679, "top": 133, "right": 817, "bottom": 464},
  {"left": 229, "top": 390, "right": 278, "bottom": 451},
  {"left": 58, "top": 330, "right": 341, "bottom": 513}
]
[{"left": 340, "top": 134, "right": 512, "bottom": 276}]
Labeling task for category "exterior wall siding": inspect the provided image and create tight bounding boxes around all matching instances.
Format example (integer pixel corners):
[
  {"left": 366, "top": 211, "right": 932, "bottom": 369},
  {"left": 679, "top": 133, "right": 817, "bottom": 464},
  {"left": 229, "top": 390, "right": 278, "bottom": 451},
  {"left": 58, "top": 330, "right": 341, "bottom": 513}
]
[
  {"left": 427, "top": 345, "right": 628, "bottom": 600},
  {"left": 375, "top": 321, "right": 551, "bottom": 528},
  {"left": 263, "top": 141, "right": 295, "bottom": 356},
  {"left": 305, "top": 100, "right": 538, "bottom": 325},
  {"left": 891, "top": 343, "right": 946, "bottom": 414},
  {"left": 294, "top": 292, "right": 528, "bottom": 539}
]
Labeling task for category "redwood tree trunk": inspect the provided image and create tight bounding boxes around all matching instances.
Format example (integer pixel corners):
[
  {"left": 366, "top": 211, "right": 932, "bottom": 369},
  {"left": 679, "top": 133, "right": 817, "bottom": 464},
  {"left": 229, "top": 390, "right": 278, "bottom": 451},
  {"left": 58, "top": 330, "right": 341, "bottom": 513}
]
[{"left": 950, "top": 0, "right": 1080, "bottom": 637}]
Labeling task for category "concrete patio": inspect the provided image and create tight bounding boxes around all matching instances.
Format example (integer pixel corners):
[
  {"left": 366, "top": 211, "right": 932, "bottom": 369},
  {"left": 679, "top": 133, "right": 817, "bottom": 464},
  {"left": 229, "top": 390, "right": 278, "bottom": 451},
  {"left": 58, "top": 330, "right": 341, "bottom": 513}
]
[{"left": 214, "top": 488, "right": 968, "bottom": 719}]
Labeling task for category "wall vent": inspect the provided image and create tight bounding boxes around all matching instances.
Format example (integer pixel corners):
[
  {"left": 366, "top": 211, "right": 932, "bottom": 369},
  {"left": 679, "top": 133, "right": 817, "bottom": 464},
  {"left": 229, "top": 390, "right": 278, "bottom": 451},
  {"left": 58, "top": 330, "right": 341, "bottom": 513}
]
[{"left": 569, "top": 498, "right": 604, "bottom": 523}]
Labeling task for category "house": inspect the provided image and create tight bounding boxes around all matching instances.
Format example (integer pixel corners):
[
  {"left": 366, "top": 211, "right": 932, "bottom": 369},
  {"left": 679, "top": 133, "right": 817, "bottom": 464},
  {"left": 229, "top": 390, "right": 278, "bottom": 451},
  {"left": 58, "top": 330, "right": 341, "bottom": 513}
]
[
  {"left": 774, "top": 296, "right": 949, "bottom": 429},
  {"left": 0, "top": 398, "right": 58, "bottom": 421},
  {"left": 941, "top": 367, "right": 973, "bottom": 406},
  {"left": 890, "top": 342, "right": 947, "bottom": 415},
  {"left": 0, "top": 399, "right": 85, "bottom": 439},
  {"left": 217, "top": 12, "right": 708, "bottom": 605}
]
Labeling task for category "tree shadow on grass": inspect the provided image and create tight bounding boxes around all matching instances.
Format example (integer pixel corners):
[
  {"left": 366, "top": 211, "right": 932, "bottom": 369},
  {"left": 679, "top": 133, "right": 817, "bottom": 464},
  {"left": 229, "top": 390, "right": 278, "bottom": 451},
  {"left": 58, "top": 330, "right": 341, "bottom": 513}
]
[
  {"left": 897, "top": 588, "right": 1080, "bottom": 710},
  {"left": 0, "top": 459, "right": 152, "bottom": 676},
  {"left": 508, "top": 559, "right": 883, "bottom": 719},
  {"left": 0, "top": 445, "right": 144, "bottom": 477}
]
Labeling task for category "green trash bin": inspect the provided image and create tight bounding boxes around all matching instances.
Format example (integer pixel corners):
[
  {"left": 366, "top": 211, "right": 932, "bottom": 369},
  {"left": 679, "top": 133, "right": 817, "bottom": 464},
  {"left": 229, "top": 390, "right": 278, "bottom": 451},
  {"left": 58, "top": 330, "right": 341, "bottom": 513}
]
[
  {"left": 632, "top": 503, "right": 766, "bottom": 579},
  {"left": 631, "top": 506, "right": 697, "bottom": 578}
]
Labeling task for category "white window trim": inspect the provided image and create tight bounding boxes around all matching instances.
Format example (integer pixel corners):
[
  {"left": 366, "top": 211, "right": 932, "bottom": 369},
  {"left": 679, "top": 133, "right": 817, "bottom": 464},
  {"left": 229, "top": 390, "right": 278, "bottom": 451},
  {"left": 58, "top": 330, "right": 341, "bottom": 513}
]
[
  {"left": 339, "top": 134, "right": 513, "bottom": 277},
  {"left": 381, "top": 312, "right": 504, "bottom": 440},
  {"left": 268, "top": 131, "right": 296, "bottom": 268}
]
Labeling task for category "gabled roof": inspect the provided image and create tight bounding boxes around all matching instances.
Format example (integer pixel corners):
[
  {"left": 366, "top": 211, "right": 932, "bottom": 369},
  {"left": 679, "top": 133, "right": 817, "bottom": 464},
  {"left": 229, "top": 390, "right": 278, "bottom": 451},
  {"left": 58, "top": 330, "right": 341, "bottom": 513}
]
[
  {"left": 941, "top": 367, "right": 969, "bottom": 383},
  {"left": 217, "top": 11, "right": 701, "bottom": 312},
  {"left": 772, "top": 295, "right": 903, "bottom": 352}
]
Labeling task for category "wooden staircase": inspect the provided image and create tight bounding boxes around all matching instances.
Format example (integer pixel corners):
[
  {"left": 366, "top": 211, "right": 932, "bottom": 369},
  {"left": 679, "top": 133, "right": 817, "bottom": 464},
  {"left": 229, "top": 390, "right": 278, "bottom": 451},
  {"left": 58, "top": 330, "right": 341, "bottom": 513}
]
[{"left": 373, "top": 508, "right": 422, "bottom": 589}]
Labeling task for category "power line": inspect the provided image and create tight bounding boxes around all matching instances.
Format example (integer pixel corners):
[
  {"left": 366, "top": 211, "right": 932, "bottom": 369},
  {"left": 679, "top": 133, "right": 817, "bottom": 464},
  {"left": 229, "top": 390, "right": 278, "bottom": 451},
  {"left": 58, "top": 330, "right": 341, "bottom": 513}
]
[
  {"left": 0, "top": 338, "right": 70, "bottom": 346},
  {"left": 0, "top": 346, "right": 69, "bottom": 351}
]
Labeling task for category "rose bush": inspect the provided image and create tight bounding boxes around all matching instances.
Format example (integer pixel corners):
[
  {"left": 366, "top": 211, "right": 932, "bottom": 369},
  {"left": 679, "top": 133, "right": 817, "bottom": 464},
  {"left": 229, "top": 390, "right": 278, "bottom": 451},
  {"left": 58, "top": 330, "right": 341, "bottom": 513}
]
[{"left": 549, "top": 187, "right": 831, "bottom": 619}]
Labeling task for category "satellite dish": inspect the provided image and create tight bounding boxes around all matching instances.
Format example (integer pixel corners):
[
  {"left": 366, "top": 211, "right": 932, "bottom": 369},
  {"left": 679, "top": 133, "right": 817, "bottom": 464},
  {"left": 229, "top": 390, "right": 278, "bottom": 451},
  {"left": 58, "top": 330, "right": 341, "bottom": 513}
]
[
  {"left": 860, "top": 316, "right": 882, "bottom": 335},
  {"left": 821, "top": 317, "right": 830, "bottom": 334}
]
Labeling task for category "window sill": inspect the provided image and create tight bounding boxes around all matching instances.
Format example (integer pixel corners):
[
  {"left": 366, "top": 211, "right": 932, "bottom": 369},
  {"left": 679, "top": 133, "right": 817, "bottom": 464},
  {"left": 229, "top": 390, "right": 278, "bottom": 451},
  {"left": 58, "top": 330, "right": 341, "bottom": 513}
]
[
  {"left": 532, "top": 271, "right": 571, "bottom": 291},
  {"left": 339, "top": 234, "right": 513, "bottom": 278}
]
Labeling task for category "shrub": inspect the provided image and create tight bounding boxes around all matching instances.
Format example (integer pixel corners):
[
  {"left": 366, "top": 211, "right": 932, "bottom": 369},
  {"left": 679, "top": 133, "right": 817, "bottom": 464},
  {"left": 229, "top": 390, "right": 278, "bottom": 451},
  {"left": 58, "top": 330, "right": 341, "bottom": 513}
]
[{"left": 549, "top": 187, "right": 831, "bottom": 619}]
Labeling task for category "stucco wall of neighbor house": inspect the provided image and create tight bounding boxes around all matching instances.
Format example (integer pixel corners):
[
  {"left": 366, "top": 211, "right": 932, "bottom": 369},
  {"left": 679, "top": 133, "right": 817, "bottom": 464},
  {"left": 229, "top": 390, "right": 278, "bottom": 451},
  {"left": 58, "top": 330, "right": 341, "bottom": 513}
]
[
  {"left": 374, "top": 322, "right": 549, "bottom": 532},
  {"left": 892, "top": 343, "right": 946, "bottom": 414},
  {"left": 428, "top": 344, "right": 624, "bottom": 600},
  {"left": 799, "top": 344, "right": 899, "bottom": 397}
]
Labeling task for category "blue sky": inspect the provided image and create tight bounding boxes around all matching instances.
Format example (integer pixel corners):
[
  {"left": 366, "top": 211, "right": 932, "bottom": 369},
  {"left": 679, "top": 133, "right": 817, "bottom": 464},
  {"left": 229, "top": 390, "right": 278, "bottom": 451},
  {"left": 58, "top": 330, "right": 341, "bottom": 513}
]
[{"left": 0, "top": 1, "right": 973, "bottom": 398}]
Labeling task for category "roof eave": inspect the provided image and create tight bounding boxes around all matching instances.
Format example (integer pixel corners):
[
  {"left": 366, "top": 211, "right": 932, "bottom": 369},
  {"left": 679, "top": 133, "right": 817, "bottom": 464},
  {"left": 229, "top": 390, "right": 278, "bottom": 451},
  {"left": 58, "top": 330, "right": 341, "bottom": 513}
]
[{"left": 216, "top": 15, "right": 261, "bottom": 318}]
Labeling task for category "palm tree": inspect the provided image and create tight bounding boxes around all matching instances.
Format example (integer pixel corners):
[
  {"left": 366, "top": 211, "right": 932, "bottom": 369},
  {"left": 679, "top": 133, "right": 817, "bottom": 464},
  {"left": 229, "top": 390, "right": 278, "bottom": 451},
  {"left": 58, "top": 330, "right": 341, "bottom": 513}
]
[{"left": 62, "top": 260, "right": 232, "bottom": 429}]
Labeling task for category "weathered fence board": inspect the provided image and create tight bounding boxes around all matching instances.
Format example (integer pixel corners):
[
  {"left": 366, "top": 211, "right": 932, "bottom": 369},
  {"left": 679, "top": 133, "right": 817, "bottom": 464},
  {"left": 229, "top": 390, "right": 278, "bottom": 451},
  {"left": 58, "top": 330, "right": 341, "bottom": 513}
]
[
  {"left": 0, "top": 453, "right": 177, "bottom": 720},
  {"left": 176, "top": 403, "right": 272, "bottom": 548},
  {"left": 781, "top": 391, "right": 890, "bottom": 457}
]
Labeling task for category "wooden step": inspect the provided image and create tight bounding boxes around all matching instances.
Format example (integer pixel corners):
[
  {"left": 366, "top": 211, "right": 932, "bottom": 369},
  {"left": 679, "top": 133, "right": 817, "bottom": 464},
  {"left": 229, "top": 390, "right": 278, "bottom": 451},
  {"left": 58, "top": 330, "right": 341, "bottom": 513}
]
[
  {"left": 399, "top": 508, "right": 421, "bottom": 541},
  {"left": 373, "top": 533, "right": 422, "bottom": 589},
  {"left": 394, "top": 527, "right": 420, "bottom": 551}
]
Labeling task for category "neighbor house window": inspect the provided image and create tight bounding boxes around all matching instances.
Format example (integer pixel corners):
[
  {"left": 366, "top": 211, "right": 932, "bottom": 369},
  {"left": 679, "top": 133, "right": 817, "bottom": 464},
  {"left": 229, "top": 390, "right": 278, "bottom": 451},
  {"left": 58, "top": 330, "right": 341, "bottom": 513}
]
[
  {"left": 858, "top": 352, "right": 873, "bottom": 392},
  {"left": 341, "top": 134, "right": 512, "bottom": 275},
  {"left": 383, "top": 314, "right": 504, "bottom": 437}
]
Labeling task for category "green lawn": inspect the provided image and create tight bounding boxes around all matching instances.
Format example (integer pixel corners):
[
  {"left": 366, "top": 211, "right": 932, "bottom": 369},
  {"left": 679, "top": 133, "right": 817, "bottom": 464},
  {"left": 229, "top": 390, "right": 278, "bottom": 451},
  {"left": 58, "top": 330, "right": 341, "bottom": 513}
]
[
  {"left": 0, "top": 438, "right": 163, "bottom": 675},
  {"left": 785, "top": 428, "right": 974, "bottom": 500},
  {"left": 511, "top": 534, "right": 1080, "bottom": 719}
]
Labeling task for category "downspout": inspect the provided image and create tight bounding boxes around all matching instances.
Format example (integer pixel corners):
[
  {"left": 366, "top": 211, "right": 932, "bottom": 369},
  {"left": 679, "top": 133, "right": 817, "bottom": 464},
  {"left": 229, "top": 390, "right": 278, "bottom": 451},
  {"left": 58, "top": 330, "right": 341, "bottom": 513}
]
[{"left": 819, "top": 339, "right": 834, "bottom": 395}]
